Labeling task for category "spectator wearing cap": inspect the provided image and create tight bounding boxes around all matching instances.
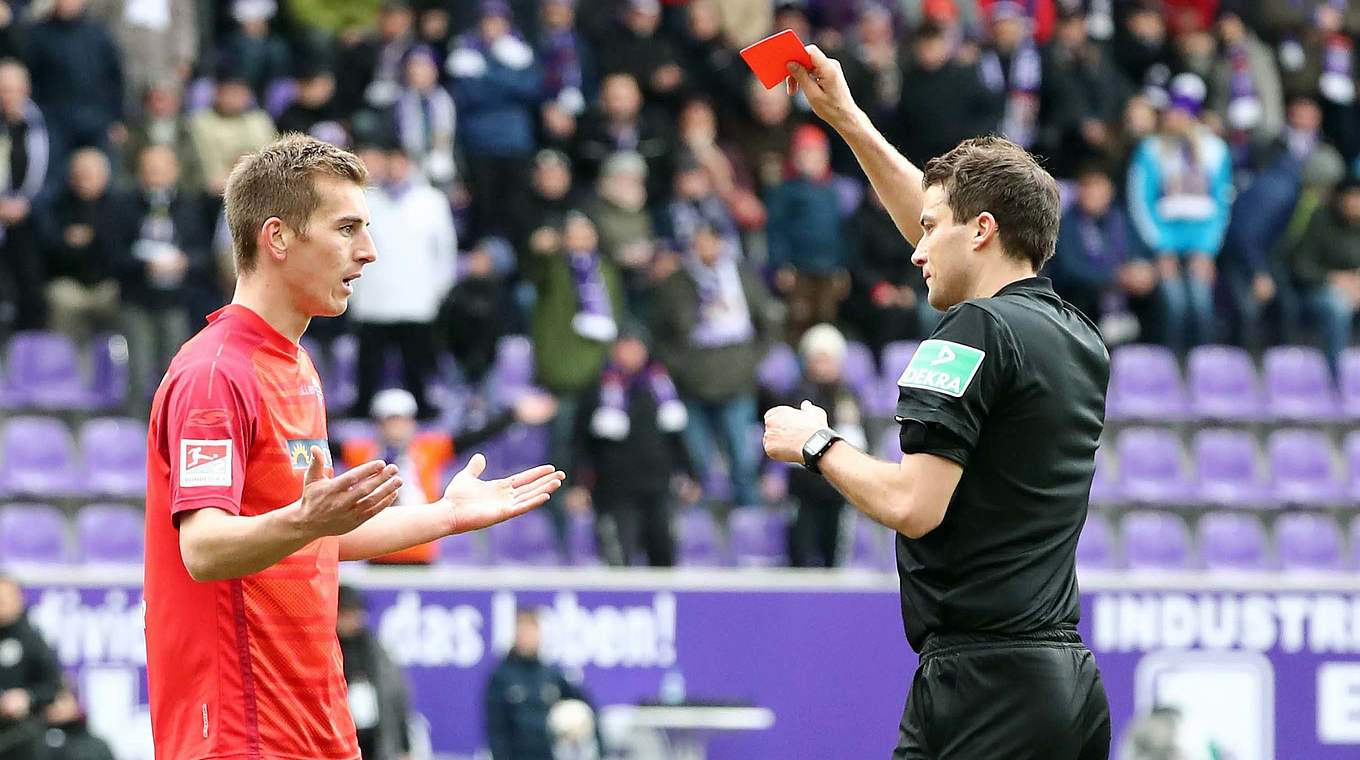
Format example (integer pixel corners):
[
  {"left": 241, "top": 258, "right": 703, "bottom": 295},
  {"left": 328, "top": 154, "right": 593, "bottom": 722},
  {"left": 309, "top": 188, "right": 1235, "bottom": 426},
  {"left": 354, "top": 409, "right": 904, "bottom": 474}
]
[
  {"left": 113, "top": 144, "right": 213, "bottom": 415},
  {"left": 844, "top": 186, "right": 935, "bottom": 350},
  {"left": 449, "top": 0, "right": 542, "bottom": 241},
  {"left": 393, "top": 44, "right": 458, "bottom": 188},
  {"left": 587, "top": 151, "right": 656, "bottom": 315},
  {"left": 779, "top": 323, "right": 869, "bottom": 568},
  {"left": 573, "top": 72, "right": 673, "bottom": 198},
  {"left": 1049, "top": 162, "right": 1157, "bottom": 339},
  {"left": 23, "top": 0, "right": 124, "bottom": 172},
  {"left": 1128, "top": 71, "right": 1233, "bottom": 352},
  {"left": 595, "top": 0, "right": 686, "bottom": 106},
  {"left": 39, "top": 148, "right": 122, "bottom": 345},
  {"left": 1038, "top": 3, "right": 1131, "bottom": 179},
  {"left": 1209, "top": 9, "right": 1284, "bottom": 166},
  {"left": 336, "top": 585, "right": 412, "bottom": 760},
  {"left": 766, "top": 124, "right": 851, "bottom": 344},
  {"left": 187, "top": 69, "right": 277, "bottom": 195},
  {"left": 537, "top": 0, "right": 596, "bottom": 149},
  {"left": 217, "top": 0, "right": 292, "bottom": 106},
  {"left": 276, "top": 61, "right": 340, "bottom": 136},
  {"left": 339, "top": 385, "right": 558, "bottom": 564},
  {"left": 349, "top": 143, "right": 457, "bottom": 421},
  {"left": 122, "top": 79, "right": 201, "bottom": 191},
  {"left": 570, "top": 325, "right": 697, "bottom": 567},
  {"left": 0, "top": 60, "right": 51, "bottom": 332},
  {"left": 530, "top": 207, "right": 624, "bottom": 437},
  {"left": 517, "top": 148, "right": 578, "bottom": 264},
  {"left": 1287, "top": 174, "right": 1360, "bottom": 373},
  {"left": 652, "top": 223, "right": 777, "bottom": 509}
]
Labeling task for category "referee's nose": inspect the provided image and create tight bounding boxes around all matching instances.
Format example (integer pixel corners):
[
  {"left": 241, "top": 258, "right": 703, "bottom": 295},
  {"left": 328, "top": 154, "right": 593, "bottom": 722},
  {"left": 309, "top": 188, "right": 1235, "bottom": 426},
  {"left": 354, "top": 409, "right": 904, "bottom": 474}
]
[{"left": 911, "top": 246, "right": 928, "bottom": 269}]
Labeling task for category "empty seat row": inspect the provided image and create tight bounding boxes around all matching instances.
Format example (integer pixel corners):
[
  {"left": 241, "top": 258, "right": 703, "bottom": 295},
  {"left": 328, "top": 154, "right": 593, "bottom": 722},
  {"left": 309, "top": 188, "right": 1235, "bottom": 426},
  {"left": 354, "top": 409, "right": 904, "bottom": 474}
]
[
  {"left": 0, "top": 332, "right": 129, "bottom": 412},
  {"left": 0, "top": 416, "right": 146, "bottom": 499},
  {"left": 1092, "top": 426, "right": 1360, "bottom": 509},
  {"left": 0, "top": 503, "right": 143, "bottom": 565},
  {"left": 1108, "top": 344, "right": 1360, "bottom": 423},
  {"left": 1079, "top": 511, "right": 1359, "bottom": 572}
]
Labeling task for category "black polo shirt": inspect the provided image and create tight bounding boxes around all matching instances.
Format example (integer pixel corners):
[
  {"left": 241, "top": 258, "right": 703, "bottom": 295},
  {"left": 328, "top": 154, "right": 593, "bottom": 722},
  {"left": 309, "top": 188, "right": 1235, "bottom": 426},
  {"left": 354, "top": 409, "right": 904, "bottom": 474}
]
[{"left": 893, "top": 277, "right": 1109, "bottom": 652}]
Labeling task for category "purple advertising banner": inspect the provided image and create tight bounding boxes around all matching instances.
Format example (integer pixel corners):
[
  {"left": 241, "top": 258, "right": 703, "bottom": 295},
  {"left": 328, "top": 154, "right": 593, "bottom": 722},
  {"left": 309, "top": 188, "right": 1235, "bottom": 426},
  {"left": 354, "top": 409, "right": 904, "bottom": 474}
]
[{"left": 15, "top": 567, "right": 1360, "bottom": 760}]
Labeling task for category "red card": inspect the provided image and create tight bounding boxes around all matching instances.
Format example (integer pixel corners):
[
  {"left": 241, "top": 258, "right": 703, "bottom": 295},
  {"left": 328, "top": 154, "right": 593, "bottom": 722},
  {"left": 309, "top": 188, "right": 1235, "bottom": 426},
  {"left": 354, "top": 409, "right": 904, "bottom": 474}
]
[{"left": 740, "top": 29, "right": 814, "bottom": 90}]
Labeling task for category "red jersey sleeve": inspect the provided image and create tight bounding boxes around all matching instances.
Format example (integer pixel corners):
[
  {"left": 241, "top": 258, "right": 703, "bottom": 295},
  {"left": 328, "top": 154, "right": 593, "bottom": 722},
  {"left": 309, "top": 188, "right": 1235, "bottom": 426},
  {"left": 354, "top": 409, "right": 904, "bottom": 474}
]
[{"left": 164, "top": 359, "right": 258, "bottom": 520}]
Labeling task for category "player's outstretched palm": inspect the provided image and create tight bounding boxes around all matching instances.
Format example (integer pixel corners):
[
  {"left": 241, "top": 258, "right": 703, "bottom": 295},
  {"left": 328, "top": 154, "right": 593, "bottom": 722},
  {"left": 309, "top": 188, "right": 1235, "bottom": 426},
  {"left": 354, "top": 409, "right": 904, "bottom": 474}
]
[{"left": 442, "top": 453, "right": 566, "bottom": 534}]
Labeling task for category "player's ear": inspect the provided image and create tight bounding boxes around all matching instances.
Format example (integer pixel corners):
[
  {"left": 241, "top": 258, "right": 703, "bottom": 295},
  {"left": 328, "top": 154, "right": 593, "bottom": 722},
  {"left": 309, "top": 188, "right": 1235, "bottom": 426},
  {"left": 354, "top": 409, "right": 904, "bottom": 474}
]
[{"left": 260, "top": 217, "right": 290, "bottom": 263}]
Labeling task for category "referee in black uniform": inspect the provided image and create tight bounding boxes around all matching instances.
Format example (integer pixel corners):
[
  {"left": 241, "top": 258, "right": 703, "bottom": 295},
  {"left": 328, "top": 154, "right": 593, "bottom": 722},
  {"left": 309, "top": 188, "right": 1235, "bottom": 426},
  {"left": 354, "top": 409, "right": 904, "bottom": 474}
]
[{"left": 762, "top": 47, "right": 1112, "bottom": 759}]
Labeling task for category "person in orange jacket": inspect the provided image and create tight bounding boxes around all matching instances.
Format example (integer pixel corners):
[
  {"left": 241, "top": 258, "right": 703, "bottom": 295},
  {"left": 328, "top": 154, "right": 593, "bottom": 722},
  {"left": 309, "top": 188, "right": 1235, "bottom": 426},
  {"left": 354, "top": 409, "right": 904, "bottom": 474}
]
[{"left": 341, "top": 387, "right": 559, "bottom": 563}]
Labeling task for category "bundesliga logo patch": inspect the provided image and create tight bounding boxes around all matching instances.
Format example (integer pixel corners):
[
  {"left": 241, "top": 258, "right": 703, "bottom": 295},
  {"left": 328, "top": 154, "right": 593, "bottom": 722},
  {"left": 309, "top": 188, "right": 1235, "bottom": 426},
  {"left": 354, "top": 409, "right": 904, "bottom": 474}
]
[
  {"left": 898, "top": 339, "right": 985, "bottom": 398},
  {"left": 286, "top": 439, "right": 330, "bottom": 469},
  {"left": 180, "top": 439, "right": 232, "bottom": 487}
]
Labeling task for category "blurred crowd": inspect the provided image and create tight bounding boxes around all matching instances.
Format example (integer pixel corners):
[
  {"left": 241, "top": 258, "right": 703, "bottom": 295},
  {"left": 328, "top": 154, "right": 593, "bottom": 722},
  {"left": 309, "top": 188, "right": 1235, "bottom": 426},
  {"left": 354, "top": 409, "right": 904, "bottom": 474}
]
[{"left": 1, "top": 0, "right": 1359, "bottom": 566}]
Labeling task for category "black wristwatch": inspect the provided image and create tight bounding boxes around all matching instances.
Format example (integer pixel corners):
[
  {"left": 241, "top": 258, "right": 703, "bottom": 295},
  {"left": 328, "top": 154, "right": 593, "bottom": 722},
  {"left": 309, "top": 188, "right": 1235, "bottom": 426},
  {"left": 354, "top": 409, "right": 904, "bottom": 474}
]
[{"left": 801, "top": 428, "right": 843, "bottom": 474}]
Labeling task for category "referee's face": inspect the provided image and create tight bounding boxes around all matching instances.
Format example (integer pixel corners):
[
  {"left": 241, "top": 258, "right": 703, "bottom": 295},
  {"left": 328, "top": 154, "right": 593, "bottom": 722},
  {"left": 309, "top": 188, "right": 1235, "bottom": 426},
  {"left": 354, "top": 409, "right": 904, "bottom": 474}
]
[{"left": 913, "top": 185, "right": 974, "bottom": 311}]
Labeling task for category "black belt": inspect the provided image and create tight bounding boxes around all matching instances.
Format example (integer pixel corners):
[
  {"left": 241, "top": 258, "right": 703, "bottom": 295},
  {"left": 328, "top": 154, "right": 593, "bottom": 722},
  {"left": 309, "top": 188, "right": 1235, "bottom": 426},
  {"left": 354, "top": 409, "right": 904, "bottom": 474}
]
[{"left": 919, "top": 625, "right": 1085, "bottom": 661}]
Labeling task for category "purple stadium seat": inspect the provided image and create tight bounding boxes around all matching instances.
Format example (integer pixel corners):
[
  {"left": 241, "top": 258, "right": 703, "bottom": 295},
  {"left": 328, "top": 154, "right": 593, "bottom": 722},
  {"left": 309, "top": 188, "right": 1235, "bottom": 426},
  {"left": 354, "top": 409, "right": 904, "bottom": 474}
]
[
  {"left": 757, "top": 343, "right": 800, "bottom": 397},
  {"left": 1186, "top": 346, "right": 1263, "bottom": 422},
  {"left": 1088, "top": 450, "right": 1121, "bottom": 507},
  {"left": 1269, "top": 429, "right": 1343, "bottom": 507},
  {"left": 861, "top": 376, "right": 900, "bottom": 419},
  {"left": 487, "top": 510, "right": 560, "bottom": 566},
  {"left": 1106, "top": 345, "right": 1187, "bottom": 421},
  {"left": 0, "top": 416, "right": 82, "bottom": 498},
  {"left": 846, "top": 517, "right": 892, "bottom": 571},
  {"left": 1116, "top": 428, "right": 1192, "bottom": 505},
  {"left": 677, "top": 508, "right": 725, "bottom": 567},
  {"left": 727, "top": 507, "right": 789, "bottom": 567},
  {"left": 4, "top": 331, "right": 99, "bottom": 410},
  {"left": 1122, "top": 511, "right": 1193, "bottom": 569},
  {"left": 435, "top": 531, "right": 485, "bottom": 566},
  {"left": 1351, "top": 517, "right": 1360, "bottom": 570},
  {"left": 183, "top": 76, "right": 215, "bottom": 113},
  {"left": 1198, "top": 512, "right": 1269, "bottom": 571},
  {"left": 1077, "top": 513, "right": 1117, "bottom": 570},
  {"left": 842, "top": 341, "right": 877, "bottom": 396},
  {"left": 568, "top": 513, "right": 601, "bottom": 567},
  {"left": 491, "top": 335, "right": 534, "bottom": 390},
  {"left": 1275, "top": 513, "right": 1344, "bottom": 571},
  {"left": 0, "top": 504, "right": 68, "bottom": 564},
  {"left": 880, "top": 341, "right": 920, "bottom": 383},
  {"left": 1263, "top": 346, "right": 1339, "bottom": 421},
  {"left": 1341, "top": 348, "right": 1360, "bottom": 420},
  {"left": 89, "top": 334, "right": 129, "bottom": 409},
  {"left": 1193, "top": 429, "right": 1269, "bottom": 509},
  {"left": 264, "top": 78, "right": 298, "bottom": 118},
  {"left": 80, "top": 418, "right": 148, "bottom": 498},
  {"left": 75, "top": 504, "right": 144, "bottom": 564},
  {"left": 477, "top": 424, "right": 549, "bottom": 480},
  {"left": 325, "top": 334, "right": 358, "bottom": 412},
  {"left": 1345, "top": 431, "right": 1360, "bottom": 506}
]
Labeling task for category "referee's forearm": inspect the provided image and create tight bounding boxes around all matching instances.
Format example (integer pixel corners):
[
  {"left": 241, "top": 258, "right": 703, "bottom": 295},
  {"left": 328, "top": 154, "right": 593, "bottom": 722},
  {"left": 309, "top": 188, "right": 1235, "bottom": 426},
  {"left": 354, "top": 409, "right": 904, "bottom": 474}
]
[
  {"left": 338, "top": 502, "right": 452, "bottom": 561},
  {"left": 816, "top": 441, "right": 914, "bottom": 535},
  {"left": 834, "top": 109, "right": 926, "bottom": 247}
]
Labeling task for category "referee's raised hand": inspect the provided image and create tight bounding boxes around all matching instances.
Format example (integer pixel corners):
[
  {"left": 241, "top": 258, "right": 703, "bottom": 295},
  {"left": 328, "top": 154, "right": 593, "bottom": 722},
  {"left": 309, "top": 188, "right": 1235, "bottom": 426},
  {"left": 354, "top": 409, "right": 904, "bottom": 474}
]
[
  {"left": 297, "top": 448, "right": 403, "bottom": 537},
  {"left": 784, "top": 45, "right": 861, "bottom": 133}
]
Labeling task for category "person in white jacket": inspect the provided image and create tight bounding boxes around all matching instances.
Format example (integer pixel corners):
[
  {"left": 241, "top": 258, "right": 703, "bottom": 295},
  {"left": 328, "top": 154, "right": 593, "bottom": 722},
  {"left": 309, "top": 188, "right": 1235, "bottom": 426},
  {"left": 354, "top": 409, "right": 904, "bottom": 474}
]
[{"left": 348, "top": 142, "right": 457, "bottom": 419}]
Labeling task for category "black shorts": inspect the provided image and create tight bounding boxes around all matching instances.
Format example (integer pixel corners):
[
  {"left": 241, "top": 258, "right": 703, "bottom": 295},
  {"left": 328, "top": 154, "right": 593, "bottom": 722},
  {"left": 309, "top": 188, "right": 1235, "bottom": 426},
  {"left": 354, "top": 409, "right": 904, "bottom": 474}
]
[{"left": 894, "top": 627, "right": 1110, "bottom": 760}]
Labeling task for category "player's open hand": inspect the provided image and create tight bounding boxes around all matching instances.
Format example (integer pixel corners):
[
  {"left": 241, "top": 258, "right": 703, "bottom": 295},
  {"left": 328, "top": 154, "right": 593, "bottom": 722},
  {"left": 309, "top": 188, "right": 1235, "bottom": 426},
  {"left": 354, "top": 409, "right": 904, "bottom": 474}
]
[
  {"left": 785, "top": 45, "right": 860, "bottom": 132},
  {"left": 298, "top": 447, "right": 402, "bottom": 537},
  {"left": 762, "top": 400, "right": 831, "bottom": 464},
  {"left": 441, "top": 453, "right": 566, "bottom": 534}
]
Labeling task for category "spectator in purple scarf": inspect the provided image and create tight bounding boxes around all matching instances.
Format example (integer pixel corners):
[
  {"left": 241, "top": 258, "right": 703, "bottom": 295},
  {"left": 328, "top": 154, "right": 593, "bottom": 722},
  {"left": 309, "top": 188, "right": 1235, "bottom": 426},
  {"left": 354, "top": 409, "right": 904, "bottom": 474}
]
[{"left": 537, "top": 0, "right": 595, "bottom": 149}]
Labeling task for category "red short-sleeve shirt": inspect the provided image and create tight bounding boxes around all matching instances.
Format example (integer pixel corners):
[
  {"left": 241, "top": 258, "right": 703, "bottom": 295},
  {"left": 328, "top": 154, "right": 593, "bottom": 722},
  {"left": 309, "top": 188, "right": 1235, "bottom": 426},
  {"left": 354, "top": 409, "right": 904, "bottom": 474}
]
[{"left": 143, "top": 305, "right": 359, "bottom": 760}]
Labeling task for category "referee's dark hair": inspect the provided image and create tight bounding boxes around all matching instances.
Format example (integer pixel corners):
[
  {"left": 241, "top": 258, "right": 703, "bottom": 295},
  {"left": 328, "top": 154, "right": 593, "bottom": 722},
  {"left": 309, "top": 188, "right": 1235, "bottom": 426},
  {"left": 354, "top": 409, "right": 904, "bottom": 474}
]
[{"left": 921, "top": 136, "right": 1062, "bottom": 271}]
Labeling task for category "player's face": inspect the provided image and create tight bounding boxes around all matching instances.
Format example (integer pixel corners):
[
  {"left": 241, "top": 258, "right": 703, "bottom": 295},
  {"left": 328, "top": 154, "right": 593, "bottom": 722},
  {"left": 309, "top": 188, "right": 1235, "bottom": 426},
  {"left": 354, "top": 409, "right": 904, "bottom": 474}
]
[
  {"left": 913, "top": 185, "right": 976, "bottom": 311},
  {"left": 286, "top": 176, "right": 376, "bottom": 318}
]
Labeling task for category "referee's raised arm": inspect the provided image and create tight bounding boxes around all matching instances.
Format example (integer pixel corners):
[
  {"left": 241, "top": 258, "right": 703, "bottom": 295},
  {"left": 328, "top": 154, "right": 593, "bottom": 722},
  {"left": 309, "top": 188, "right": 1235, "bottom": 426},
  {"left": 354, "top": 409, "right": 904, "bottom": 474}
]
[{"left": 784, "top": 45, "right": 927, "bottom": 247}]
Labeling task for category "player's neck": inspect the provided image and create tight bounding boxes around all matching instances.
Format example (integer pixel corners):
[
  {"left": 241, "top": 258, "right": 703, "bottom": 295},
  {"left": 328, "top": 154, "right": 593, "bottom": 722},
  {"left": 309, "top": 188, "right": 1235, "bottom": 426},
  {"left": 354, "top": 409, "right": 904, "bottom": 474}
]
[
  {"left": 971, "top": 259, "right": 1038, "bottom": 300},
  {"left": 230, "top": 277, "right": 311, "bottom": 345}
]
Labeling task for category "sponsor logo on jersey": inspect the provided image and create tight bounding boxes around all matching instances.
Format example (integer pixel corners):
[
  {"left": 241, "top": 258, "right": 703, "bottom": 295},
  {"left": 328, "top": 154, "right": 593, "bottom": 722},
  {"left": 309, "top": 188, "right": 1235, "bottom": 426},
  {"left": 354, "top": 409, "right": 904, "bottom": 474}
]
[
  {"left": 897, "top": 339, "right": 985, "bottom": 398},
  {"left": 286, "top": 439, "right": 331, "bottom": 469},
  {"left": 179, "top": 440, "right": 232, "bottom": 487}
]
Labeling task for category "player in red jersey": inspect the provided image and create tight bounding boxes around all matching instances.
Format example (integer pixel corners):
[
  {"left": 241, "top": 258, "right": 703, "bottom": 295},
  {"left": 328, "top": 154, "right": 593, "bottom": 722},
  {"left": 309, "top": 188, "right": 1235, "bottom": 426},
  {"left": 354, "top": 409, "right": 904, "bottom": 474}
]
[{"left": 143, "top": 134, "right": 566, "bottom": 760}]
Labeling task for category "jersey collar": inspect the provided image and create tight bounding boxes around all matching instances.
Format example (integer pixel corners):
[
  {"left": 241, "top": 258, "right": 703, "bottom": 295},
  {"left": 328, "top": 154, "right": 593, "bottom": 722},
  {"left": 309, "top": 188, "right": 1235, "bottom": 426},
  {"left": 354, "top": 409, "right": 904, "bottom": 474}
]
[
  {"left": 992, "top": 276, "right": 1057, "bottom": 300},
  {"left": 207, "top": 304, "right": 301, "bottom": 357}
]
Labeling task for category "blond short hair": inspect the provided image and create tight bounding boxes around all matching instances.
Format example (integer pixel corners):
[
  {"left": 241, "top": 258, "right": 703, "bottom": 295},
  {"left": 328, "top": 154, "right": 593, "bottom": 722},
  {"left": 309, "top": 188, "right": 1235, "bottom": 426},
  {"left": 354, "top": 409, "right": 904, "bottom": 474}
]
[{"left": 223, "top": 134, "right": 368, "bottom": 275}]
